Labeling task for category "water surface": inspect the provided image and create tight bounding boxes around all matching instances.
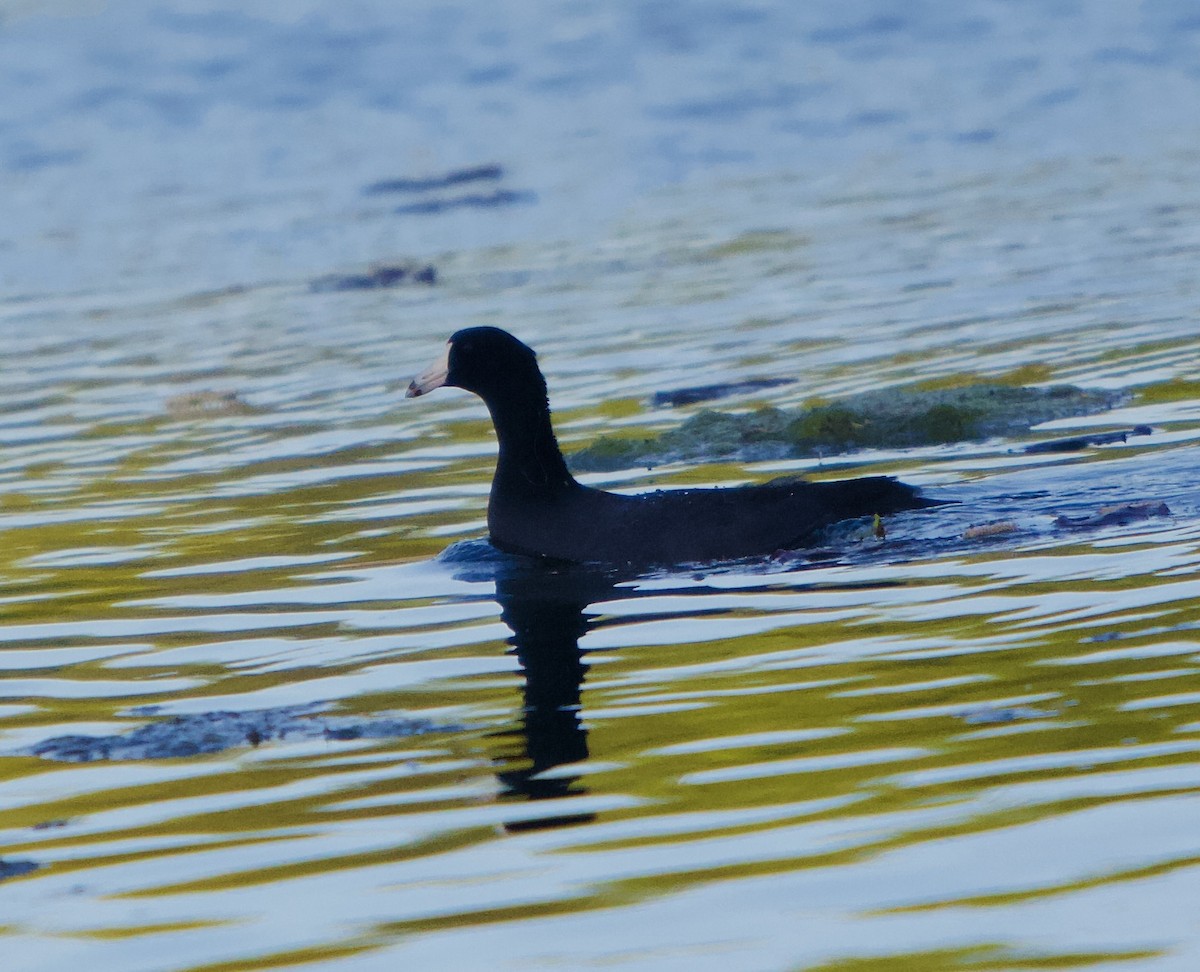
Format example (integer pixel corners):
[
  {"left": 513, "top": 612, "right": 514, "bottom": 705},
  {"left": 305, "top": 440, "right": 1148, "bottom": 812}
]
[{"left": 3, "top": 2, "right": 1200, "bottom": 970}]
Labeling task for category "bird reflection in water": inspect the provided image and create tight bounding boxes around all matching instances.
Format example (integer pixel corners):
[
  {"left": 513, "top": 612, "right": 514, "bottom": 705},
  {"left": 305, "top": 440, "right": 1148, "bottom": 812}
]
[{"left": 486, "top": 562, "right": 627, "bottom": 832}]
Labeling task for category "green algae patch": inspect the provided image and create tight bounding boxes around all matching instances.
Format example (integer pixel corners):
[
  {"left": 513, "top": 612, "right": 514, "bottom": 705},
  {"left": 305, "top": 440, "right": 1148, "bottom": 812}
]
[
  {"left": 568, "top": 383, "right": 1120, "bottom": 472},
  {"left": 1133, "top": 378, "right": 1200, "bottom": 403},
  {"left": 913, "top": 363, "right": 1056, "bottom": 391}
]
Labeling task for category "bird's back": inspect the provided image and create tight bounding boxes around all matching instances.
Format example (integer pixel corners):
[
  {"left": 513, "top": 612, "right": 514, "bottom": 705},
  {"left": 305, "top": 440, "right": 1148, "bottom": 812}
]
[{"left": 489, "top": 475, "right": 935, "bottom": 566}]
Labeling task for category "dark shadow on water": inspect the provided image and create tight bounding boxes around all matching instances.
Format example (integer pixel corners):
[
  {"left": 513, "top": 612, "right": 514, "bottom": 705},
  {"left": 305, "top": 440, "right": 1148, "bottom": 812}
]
[
  {"left": 488, "top": 562, "right": 625, "bottom": 831},
  {"left": 448, "top": 545, "right": 829, "bottom": 832},
  {"left": 440, "top": 534, "right": 917, "bottom": 831}
]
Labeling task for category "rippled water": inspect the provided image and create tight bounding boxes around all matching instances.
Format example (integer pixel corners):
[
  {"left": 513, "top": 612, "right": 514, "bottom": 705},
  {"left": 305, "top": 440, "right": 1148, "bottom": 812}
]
[{"left": 4, "top": 3, "right": 1200, "bottom": 970}]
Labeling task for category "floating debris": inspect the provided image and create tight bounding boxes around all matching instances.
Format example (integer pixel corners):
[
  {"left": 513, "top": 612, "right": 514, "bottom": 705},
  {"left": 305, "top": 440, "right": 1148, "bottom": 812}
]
[
  {"left": 0, "top": 859, "right": 38, "bottom": 882},
  {"left": 1024, "top": 425, "right": 1152, "bottom": 454},
  {"left": 652, "top": 377, "right": 793, "bottom": 408},
  {"left": 166, "top": 390, "right": 259, "bottom": 418},
  {"left": 310, "top": 261, "right": 436, "bottom": 293},
  {"left": 570, "top": 382, "right": 1122, "bottom": 472},
  {"left": 363, "top": 164, "right": 504, "bottom": 195},
  {"left": 1054, "top": 501, "right": 1171, "bottom": 531},
  {"left": 25, "top": 704, "right": 452, "bottom": 763},
  {"left": 963, "top": 520, "right": 1019, "bottom": 540},
  {"left": 360, "top": 163, "right": 534, "bottom": 216},
  {"left": 394, "top": 189, "right": 536, "bottom": 216}
]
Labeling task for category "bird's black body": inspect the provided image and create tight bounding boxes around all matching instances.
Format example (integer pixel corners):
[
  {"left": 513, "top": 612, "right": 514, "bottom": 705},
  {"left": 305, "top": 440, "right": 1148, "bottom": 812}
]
[{"left": 408, "top": 327, "right": 939, "bottom": 566}]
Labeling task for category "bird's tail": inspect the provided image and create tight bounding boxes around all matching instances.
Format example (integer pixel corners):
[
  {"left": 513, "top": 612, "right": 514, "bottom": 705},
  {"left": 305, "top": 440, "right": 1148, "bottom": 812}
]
[{"left": 811, "top": 475, "right": 948, "bottom": 520}]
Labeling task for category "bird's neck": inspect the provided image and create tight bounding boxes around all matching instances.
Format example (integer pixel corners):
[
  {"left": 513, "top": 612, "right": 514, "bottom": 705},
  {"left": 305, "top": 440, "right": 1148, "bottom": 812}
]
[{"left": 484, "top": 387, "right": 576, "bottom": 497}]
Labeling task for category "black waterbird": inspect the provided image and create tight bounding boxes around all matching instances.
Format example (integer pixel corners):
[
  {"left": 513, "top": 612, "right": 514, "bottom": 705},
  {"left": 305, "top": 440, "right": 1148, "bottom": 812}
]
[{"left": 407, "top": 327, "right": 940, "bottom": 566}]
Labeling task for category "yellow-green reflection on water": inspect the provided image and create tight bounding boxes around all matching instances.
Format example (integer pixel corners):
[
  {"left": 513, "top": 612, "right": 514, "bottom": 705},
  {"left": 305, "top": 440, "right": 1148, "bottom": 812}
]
[{"left": 4, "top": 158, "right": 1200, "bottom": 971}]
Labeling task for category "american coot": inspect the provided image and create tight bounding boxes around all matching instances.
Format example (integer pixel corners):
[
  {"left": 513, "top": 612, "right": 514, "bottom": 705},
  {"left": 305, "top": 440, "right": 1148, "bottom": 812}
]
[{"left": 407, "top": 327, "right": 940, "bottom": 566}]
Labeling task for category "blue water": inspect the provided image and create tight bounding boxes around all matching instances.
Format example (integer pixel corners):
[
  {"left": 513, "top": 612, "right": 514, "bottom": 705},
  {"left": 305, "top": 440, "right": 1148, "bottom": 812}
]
[{"left": 5, "top": 1, "right": 1200, "bottom": 298}]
